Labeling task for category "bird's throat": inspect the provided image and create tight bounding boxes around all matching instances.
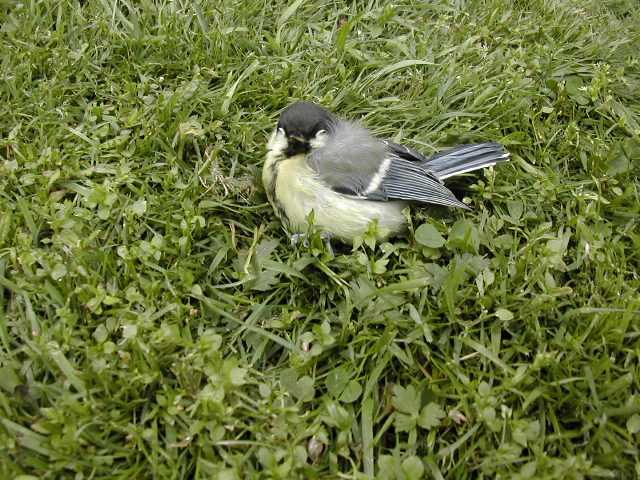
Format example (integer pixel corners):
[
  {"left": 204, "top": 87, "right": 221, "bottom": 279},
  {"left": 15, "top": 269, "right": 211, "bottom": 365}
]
[{"left": 285, "top": 138, "right": 310, "bottom": 157}]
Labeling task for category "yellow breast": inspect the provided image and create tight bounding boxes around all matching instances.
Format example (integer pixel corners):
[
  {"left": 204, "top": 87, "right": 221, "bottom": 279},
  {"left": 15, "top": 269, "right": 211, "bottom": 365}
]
[{"left": 263, "top": 154, "right": 407, "bottom": 242}]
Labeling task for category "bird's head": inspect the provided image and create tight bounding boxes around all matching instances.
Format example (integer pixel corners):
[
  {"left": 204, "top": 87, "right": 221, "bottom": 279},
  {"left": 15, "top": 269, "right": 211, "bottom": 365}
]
[{"left": 270, "top": 102, "right": 335, "bottom": 157}]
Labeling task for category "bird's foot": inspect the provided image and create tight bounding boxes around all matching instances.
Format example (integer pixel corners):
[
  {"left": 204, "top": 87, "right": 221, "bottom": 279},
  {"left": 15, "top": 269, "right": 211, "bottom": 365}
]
[
  {"left": 320, "top": 232, "right": 334, "bottom": 256},
  {"left": 290, "top": 233, "right": 310, "bottom": 248},
  {"left": 290, "top": 233, "right": 334, "bottom": 256}
]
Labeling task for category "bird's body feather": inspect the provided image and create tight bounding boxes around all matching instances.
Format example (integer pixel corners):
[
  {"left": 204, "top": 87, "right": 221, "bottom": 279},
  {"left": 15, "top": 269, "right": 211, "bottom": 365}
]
[
  {"left": 264, "top": 142, "right": 406, "bottom": 241},
  {"left": 263, "top": 102, "right": 510, "bottom": 243}
]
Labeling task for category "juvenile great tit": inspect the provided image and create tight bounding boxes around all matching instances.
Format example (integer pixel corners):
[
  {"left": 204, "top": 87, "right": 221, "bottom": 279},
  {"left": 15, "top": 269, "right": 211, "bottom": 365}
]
[{"left": 263, "top": 102, "right": 509, "bottom": 244}]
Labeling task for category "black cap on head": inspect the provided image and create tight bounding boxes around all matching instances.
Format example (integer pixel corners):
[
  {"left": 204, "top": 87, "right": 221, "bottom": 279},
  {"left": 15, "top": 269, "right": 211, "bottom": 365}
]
[{"left": 278, "top": 102, "right": 335, "bottom": 139}]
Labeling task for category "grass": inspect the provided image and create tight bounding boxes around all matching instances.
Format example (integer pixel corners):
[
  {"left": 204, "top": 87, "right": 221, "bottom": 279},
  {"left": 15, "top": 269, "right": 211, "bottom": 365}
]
[{"left": 1, "top": 0, "right": 639, "bottom": 478}]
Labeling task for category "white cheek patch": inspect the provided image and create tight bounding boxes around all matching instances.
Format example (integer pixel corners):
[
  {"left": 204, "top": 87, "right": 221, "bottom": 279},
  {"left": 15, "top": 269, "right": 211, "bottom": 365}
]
[
  {"left": 267, "top": 128, "right": 288, "bottom": 155},
  {"left": 364, "top": 158, "right": 392, "bottom": 195},
  {"left": 309, "top": 131, "right": 328, "bottom": 149}
]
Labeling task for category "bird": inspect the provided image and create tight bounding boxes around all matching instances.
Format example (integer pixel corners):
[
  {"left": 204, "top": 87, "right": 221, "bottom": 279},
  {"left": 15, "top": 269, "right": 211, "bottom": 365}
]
[{"left": 263, "top": 102, "right": 509, "bottom": 245}]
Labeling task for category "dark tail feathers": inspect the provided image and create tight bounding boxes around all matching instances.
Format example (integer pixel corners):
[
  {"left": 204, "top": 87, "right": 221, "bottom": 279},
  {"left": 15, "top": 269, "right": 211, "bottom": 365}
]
[{"left": 423, "top": 142, "right": 510, "bottom": 179}]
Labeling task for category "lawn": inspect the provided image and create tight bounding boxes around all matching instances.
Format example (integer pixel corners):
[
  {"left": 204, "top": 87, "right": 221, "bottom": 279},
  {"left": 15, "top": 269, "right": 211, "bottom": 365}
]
[{"left": 1, "top": 0, "right": 639, "bottom": 478}]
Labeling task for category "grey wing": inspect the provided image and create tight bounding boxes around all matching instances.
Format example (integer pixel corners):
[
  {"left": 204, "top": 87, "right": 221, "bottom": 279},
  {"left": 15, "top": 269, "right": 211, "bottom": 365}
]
[
  {"left": 307, "top": 121, "right": 469, "bottom": 209},
  {"left": 380, "top": 139, "right": 427, "bottom": 162},
  {"left": 307, "top": 120, "right": 392, "bottom": 201},
  {"left": 310, "top": 168, "right": 390, "bottom": 201},
  {"left": 311, "top": 150, "right": 468, "bottom": 209},
  {"left": 375, "top": 156, "right": 470, "bottom": 209},
  {"left": 378, "top": 140, "right": 468, "bottom": 208}
]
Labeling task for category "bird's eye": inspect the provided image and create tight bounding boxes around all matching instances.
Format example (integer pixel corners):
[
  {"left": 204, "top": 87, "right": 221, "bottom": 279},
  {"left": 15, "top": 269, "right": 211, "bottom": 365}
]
[
  {"left": 316, "top": 129, "right": 326, "bottom": 136},
  {"left": 278, "top": 127, "right": 286, "bottom": 135}
]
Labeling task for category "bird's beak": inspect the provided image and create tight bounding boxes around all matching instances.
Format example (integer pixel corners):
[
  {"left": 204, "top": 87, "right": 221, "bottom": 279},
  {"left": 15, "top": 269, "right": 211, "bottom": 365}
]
[{"left": 285, "top": 135, "right": 311, "bottom": 156}]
